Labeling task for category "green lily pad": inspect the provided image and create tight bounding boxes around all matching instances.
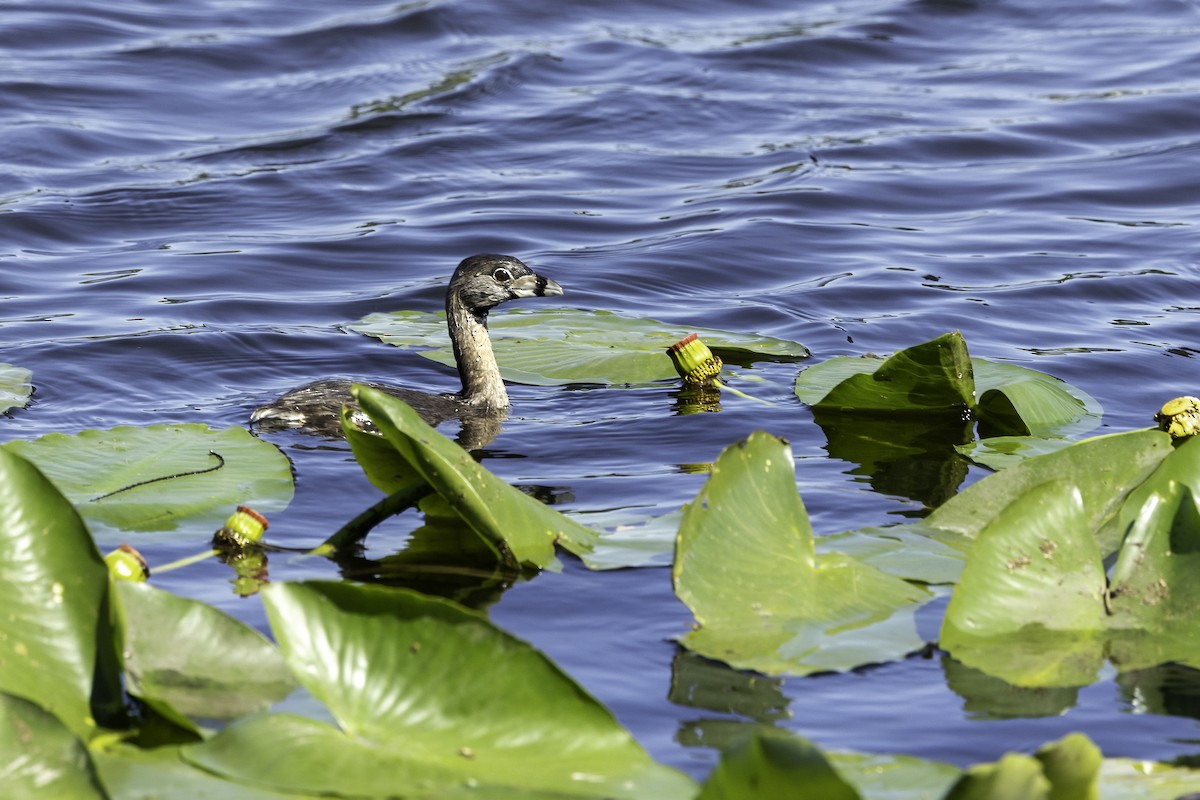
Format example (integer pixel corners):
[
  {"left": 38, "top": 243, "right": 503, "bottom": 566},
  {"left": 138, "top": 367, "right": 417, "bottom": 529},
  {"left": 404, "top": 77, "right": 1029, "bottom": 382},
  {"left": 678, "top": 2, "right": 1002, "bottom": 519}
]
[
  {"left": 0, "top": 362, "right": 33, "bottom": 414},
  {"left": 0, "top": 691, "right": 105, "bottom": 799},
  {"left": 117, "top": 582, "right": 296, "bottom": 721},
  {"left": 942, "top": 754, "right": 1051, "bottom": 800},
  {"left": 817, "top": 526, "right": 968, "bottom": 585},
  {"left": 940, "top": 480, "right": 1109, "bottom": 687},
  {"left": 2, "top": 424, "right": 294, "bottom": 535},
  {"left": 698, "top": 728, "right": 861, "bottom": 800},
  {"left": 794, "top": 332, "right": 1099, "bottom": 439},
  {"left": 973, "top": 361, "right": 1101, "bottom": 438},
  {"left": 350, "top": 307, "right": 809, "bottom": 386},
  {"left": 796, "top": 332, "right": 974, "bottom": 413},
  {"left": 955, "top": 436, "right": 1075, "bottom": 471},
  {"left": 673, "top": 431, "right": 928, "bottom": 676},
  {"left": 0, "top": 449, "right": 126, "bottom": 737},
  {"left": 1098, "top": 758, "right": 1200, "bottom": 799},
  {"left": 347, "top": 385, "right": 598, "bottom": 569},
  {"left": 94, "top": 743, "right": 319, "bottom": 800},
  {"left": 940, "top": 437, "right": 1200, "bottom": 687},
  {"left": 923, "top": 429, "right": 1170, "bottom": 549},
  {"left": 184, "top": 581, "right": 696, "bottom": 798},
  {"left": 575, "top": 509, "right": 681, "bottom": 571},
  {"left": 942, "top": 735, "right": 1100, "bottom": 800}
]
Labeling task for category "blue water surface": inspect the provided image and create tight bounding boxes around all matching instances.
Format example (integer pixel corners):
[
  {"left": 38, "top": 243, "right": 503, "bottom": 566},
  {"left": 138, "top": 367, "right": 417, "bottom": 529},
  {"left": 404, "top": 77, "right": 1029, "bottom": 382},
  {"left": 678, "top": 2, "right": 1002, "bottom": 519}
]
[{"left": 2, "top": 0, "right": 1199, "bottom": 783}]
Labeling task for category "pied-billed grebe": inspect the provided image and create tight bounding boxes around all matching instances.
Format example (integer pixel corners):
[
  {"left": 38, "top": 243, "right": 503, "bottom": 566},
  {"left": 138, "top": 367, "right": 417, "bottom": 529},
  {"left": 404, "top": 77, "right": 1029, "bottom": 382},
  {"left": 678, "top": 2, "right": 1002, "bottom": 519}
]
[{"left": 251, "top": 254, "right": 563, "bottom": 437}]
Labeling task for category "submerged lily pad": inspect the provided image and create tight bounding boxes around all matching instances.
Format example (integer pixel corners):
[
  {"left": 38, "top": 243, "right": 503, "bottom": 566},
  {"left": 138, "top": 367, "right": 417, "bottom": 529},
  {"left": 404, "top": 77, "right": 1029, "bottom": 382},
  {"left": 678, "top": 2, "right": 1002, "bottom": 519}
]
[
  {"left": 2, "top": 424, "right": 294, "bottom": 535},
  {"left": 794, "top": 332, "right": 1099, "bottom": 439},
  {"left": 184, "top": 581, "right": 696, "bottom": 798},
  {"left": 351, "top": 307, "right": 809, "bottom": 386},
  {"left": 0, "top": 362, "right": 33, "bottom": 414},
  {"left": 347, "top": 385, "right": 598, "bottom": 569},
  {"left": 673, "top": 431, "right": 927, "bottom": 676}
]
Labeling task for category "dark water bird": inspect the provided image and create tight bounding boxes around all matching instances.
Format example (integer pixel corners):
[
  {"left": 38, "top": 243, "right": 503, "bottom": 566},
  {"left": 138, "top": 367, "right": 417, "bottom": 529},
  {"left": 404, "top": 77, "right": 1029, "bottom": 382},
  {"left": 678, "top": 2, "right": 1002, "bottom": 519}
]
[{"left": 251, "top": 254, "right": 563, "bottom": 441}]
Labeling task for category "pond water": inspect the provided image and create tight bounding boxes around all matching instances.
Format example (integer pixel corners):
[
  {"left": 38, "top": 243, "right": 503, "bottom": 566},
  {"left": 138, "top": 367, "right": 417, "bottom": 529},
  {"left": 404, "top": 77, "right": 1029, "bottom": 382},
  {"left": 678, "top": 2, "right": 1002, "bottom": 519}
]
[{"left": 2, "top": 0, "right": 1199, "bottom": 783}]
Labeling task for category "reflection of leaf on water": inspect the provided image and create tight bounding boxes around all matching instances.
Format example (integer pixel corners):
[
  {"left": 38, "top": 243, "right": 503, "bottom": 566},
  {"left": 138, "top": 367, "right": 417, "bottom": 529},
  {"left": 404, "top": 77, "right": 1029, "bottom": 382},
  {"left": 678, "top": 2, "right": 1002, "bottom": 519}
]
[
  {"left": 794, "top": 333, "right": 1102, "bottom": 505},
  {"left": 331, "top": 497, "right": 524, "bottom": 611},
  {"left": 668, "top": 650, "right": 790, "bottom": 724},
  {"left": 1116, "top": 663, "right": 1200, "bottom": 721},
  {"left": 812, "top": 407, "right": 972, "bottom": 510},
  {"left": 941, "top": 655, "right": 1081, "bottom": 720},
  {"left": 338, "top": 386, "right": 598, "bottom": 570}
]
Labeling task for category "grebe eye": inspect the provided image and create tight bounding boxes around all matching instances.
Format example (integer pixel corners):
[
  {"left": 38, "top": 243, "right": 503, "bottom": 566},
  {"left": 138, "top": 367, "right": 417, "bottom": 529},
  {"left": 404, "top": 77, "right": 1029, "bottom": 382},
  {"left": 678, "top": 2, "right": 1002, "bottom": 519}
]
[{"left": 492, "top": 267, "right": 513, "bottom": 282}]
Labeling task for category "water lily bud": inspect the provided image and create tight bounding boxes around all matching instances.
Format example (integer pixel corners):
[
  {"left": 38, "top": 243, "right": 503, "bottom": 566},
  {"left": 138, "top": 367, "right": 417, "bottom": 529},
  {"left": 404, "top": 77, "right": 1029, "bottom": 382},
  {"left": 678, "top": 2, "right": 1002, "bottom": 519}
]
[
  {"left": 1155, "top": 396, "right": 1200, "bottom": 440},
  {"left": 212, "top": 505, "right": 269, "bottom": 551},
  {"left": 104, "top": 544, "right": 149, "bottom": 582},
  {"left": 668, "top": 333, "right": 723, "bottom": 386}
]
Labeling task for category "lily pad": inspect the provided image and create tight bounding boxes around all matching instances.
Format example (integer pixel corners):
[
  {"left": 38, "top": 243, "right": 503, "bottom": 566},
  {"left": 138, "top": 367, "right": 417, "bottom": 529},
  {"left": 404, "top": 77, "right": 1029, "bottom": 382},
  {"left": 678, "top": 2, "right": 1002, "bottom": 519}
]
[
  {"left": 2, "top": 424, "right": 294, "bottom": 535},
  {"left": 955, "top": 436, "right": 1075, "bottom": 471},
  {"left": 939, "top": 480, "right": 1109, "bottom": 687},
  {"left": 184, "top": 581, "right": 696, "bottom": 799},
  {"left": 117, "top": 582, "right": 296, "bottom": 721},
  {"left": 0, "top": 691, "right": 105, "bottom": 799},
  {"left": 0, "top": 362, "right": 33, "bottom": 414},
  {"left": 93, "top": 744, "right": 318, "bottom": 800},
  {"left": 922, "top": 428, "right": 1170, "bottom": 550},
  {"left": 794, "top": 332, "right": 1099, "bottom": 439},
  {"left": 350, "top": 307, "right": 809, "bottom": 386},
  {"left": 575, "top": 509, "right": 681, "bottom": 571},
  {"left": 347, "top": 385, "right": 598, "bottom": 569},
  {"left": 940, "top": 437, "right": 1200, "bottom": 687},
  {"left": 698, "top": 728, "right": 861, "bottom": 800},
  {"left": 673, "top": 431, "right": 928, "bottom": 676},
  {"left": 796, "top": 332, "right": 975, "bottom": 413},
  {"left": 942, "top": 754, "right": 1051, "bottom": 800},
  {"left": 0, "top": 449, "right": 126, "bottom": 737}
]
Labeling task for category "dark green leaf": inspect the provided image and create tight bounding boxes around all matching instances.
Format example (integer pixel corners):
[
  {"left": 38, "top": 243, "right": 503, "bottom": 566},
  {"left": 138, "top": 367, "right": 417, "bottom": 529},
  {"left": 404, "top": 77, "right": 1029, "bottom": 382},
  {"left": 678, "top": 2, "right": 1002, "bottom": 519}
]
[
  {"left": 795, "top": 332, "right": 974, "bottom": 412},
  {"left": 351, "top": 386, "right": 598, "bottom": 568},
  {"left": 973, "top": 361, "right": 1100, "bottom": 439},
  {"left": 795, "top": 334, "right": 1100, "bottom": 441}
]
